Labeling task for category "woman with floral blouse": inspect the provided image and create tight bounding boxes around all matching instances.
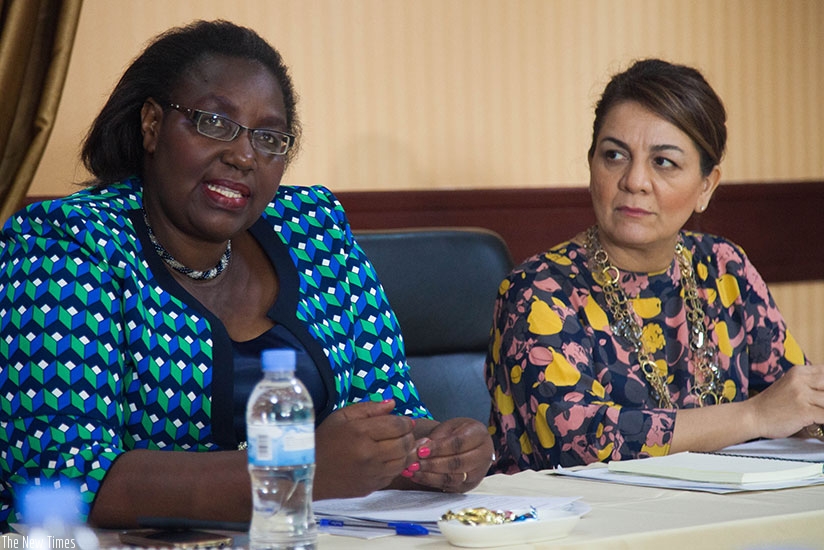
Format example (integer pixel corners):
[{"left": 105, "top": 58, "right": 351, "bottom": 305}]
[{"left": 487, "top": 58, "right": 824, "bottom": 473}]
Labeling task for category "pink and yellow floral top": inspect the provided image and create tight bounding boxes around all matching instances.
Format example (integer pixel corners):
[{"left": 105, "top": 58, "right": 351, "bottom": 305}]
[{"left": 486, "top": 231, "right": 806, "bottom": 473}]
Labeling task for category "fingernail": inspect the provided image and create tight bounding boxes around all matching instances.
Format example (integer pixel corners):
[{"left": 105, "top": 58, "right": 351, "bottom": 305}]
[
  {"left": 410, "top": 418, "right": 416, "bottom": 428},
  {"left": 417, "top": 447, "right": 431, "bottom": 459},
  {"left": 408, "top": 462, "right": 420, "bottom": 472},
  {"left": 401, "top": 468, "right": 414, "bottom": 478}
]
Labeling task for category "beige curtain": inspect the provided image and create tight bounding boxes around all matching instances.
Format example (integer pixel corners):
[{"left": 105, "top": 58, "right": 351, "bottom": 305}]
[{"left": 0, "top": 0, "right": 82, "bottom": 223}]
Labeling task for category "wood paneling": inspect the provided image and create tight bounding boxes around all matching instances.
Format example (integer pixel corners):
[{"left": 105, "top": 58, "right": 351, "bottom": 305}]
[
  {"left": 335, "top": 181, "right": 824, "bottom": 283},
  {"left": 23, "top": 180, "right": 824, "bottom": 283}
]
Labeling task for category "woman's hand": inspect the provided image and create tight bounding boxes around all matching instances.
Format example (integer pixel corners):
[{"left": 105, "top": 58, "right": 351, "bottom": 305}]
[
  {"left": 313, "top": 399, "right": 417, "bottom": 500},
  {"left": 405, "top": 417, "right": 495, "bottom": 492},
  {"left": 747, "top": 364, "right": 824, "bottom": 439}
]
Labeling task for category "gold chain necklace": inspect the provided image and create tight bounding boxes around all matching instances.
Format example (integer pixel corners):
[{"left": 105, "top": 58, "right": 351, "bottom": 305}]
[{"left": 584, "top": 226, "right": 727, "bottom": 408}]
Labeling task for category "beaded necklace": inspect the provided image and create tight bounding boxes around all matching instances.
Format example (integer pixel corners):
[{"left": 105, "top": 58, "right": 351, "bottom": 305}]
[{"left": 143, "top": 211, "right": 231, "bottom": 281}]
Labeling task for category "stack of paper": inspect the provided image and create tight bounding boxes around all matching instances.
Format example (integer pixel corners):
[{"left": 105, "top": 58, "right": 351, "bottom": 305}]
[
  {"left": 607, "top": 451, "right": 823, "bottom": 484},
  {"left": 554, "top": 439, "right": 824, "bottom": 493}
]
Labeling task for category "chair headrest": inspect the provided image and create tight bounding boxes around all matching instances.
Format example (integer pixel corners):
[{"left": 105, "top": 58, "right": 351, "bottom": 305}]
[{"left": 355, "top": 227, "right": 514, "bottom": 355}]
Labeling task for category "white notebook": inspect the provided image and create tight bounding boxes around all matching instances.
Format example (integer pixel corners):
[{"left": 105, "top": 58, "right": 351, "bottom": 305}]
[{"left": 607, "top": 451, "right": 824, "bottom": 484}]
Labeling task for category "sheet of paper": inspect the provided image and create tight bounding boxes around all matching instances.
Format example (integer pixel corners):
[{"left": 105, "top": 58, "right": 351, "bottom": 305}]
[
  {"left": 717, "top": 437, "right": 824, "bottom": 462},
  {"left": 317, "top": 524, "right": 395, "bottom": 540},
  {"left": 314, "top": 490, "right": 582, "bottom": 524}
]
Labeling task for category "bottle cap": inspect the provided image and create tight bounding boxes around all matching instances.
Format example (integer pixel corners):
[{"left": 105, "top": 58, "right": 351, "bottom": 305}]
[
  {"left": 19, "top": 484, "right": 82, "bottom": 525},
  {"left": 261, "top": 348, "right": 297, "bottom": 372}
]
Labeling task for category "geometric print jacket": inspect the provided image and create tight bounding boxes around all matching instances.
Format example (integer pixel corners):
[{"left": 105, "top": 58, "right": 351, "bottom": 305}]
[{"left": 0, "top": 178, "right": 429, "bottom": 526}]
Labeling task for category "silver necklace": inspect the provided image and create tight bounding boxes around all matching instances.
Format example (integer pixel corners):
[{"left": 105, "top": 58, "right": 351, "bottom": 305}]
[
  {"left": 584, "top": 226, "right": 727, "bottom": 408},
  {"left": 143, "top": 211, "right": 231, "bottom": 281}
]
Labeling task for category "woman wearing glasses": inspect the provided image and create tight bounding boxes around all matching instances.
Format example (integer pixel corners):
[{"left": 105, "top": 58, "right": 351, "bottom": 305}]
[{"left": 0, "top": 20, "right": 493, "bottom": 528}]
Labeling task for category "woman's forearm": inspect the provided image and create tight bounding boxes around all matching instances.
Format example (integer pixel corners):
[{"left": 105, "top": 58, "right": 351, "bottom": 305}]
[
  {"left": 88, "top": 449, "right": 252, "bottom": 528},
  {"left": 670, "top": 400, "right": 759, "bottom": 454}
]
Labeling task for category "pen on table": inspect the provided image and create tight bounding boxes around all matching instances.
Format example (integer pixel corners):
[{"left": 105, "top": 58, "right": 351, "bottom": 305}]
[{"left": 317, "top": 518, "right": 430, "bottom": 536}]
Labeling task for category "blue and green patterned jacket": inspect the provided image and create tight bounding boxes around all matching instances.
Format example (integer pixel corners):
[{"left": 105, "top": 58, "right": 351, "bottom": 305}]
[{"left": 0, "top": 178, "right": 429, "bottom": 527}]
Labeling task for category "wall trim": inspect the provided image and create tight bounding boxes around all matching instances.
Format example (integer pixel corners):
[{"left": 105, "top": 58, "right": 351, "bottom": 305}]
[
  {"left": 21, "top": 180, "right": 824, "bottom": 283},
  {"left": 335, "top": 181, "right": 824, "bottom": 284}
]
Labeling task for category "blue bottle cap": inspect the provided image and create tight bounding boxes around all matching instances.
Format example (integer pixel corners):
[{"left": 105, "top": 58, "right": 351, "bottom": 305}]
[
  {"left": 261, "top": 348, "right": 297, "bottom": 372},
  {"left": 19, "top": 484, "right": 82, "bottom": 525}
]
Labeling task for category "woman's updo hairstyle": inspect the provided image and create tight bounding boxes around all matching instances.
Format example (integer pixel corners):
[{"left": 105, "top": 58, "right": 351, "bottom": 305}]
[{"left": 588, "top": 59, "right": 726, "bottom": 177}]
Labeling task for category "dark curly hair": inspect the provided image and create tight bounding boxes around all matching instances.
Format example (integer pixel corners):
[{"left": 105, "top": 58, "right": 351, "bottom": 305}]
[
  {"left": 81, "top": 20, "right": 301, "bottom": 186},
  {"left": 588, "top": 59, "right": 726, "bottom": 177}
]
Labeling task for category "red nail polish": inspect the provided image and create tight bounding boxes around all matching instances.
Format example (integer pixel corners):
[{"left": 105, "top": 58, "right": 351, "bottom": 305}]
[
  {"left": 408, "top": 462, "right": 420, "bottom": 472},
  {"left": 418, "top": 447, "right": 431, "bottom": 458},
  {"left": 401, "top": 468, "right": 414, "bottom": 478}
]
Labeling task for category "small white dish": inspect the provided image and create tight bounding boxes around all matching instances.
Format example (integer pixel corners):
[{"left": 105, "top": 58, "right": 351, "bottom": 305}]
[{"left": 437, "top": 503, "right": 585, "bottom": 548}]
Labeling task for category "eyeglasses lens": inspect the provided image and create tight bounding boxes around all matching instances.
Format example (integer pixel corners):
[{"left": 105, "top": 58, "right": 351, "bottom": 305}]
[
  {"left": 194, "top": 113, "right": 239, "bottom": 141},
  {"left": 193, "top": 112, "right": 289, "bottom": 155}
]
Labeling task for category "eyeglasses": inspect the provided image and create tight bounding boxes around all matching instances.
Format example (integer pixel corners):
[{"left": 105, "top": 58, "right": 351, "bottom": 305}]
[{"left": 167, "top": 103, "right": 295, "bottom": 156}]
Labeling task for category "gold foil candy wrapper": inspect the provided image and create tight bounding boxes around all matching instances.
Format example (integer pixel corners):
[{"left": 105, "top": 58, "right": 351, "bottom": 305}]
[{"left": 440, "top": 506, "right": 537, "bottom": 526}]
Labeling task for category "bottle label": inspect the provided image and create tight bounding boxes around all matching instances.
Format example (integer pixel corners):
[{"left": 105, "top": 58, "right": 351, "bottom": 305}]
[{"left": 247, "top": 424, "right": 315, "bottom": 466}]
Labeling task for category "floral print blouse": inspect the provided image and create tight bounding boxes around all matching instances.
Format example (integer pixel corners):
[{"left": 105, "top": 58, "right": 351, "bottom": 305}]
[{"left": 486, "top": 231, "right": 806, "bottom": 473}]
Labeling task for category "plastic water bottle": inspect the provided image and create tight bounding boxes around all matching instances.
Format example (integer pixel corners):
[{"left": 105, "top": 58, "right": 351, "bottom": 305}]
[
  {"left": 19, "top": 484, "right": 100, "bottom": 550},
  {"left": 246, "top": 348, "right": 317, "bottom": 550}
]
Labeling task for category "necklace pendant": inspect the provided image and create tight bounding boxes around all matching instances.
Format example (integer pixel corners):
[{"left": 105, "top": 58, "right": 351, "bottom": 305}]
[
  {"left": 691, "top": 327, "right": 705, "bottom": 350},
  {"left": 612, "top": 317, "right": 642, "bottom": 343},
  {"left": 703, "top": 348, "right": 721, "bottom": 374},
  {"left": 612, "top": 320, "right": 640, "bottom": 348},
  {"left": 611, "top": 321, "right": 627, "bottom": 340}
]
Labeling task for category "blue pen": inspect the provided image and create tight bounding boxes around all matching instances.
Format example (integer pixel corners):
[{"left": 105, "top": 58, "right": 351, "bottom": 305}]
[
  {"left": 387, "top": 522, "right": 430, "bottom": 536},
  {"left": 318, "top": 518, "right": 430, "bottom": 536}
]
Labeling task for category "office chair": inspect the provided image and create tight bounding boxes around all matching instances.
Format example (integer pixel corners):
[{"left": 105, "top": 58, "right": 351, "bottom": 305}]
[{"left": 354, "top": 227, "right": 514, "bottom": 424}]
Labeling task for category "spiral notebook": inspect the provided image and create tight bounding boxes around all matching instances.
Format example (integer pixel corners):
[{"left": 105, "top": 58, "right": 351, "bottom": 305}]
[{"left": 607, "top": 451, "right": 824, "bottom": 484}]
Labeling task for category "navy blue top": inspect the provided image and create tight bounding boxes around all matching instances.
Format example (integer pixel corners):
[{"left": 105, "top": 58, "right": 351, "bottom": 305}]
[{"left": 232, "top": 324, "right": 329, "bottom": 442}]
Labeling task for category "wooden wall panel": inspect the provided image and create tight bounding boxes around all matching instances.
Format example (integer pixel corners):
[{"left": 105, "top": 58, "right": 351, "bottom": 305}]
[
  {"left": 337, "top": 181, "right": 824, "bottom": 283},
  {"left": 23, "top": 180, "right": 824, "bottom": 283},
  {"left": 770, "top": 281, "right": 824, "bottom": 364}
]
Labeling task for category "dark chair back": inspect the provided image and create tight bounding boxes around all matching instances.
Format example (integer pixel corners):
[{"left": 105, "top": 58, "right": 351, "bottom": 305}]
[{"left": 354, "top": 227, "right": 514, "bottom": 424}]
